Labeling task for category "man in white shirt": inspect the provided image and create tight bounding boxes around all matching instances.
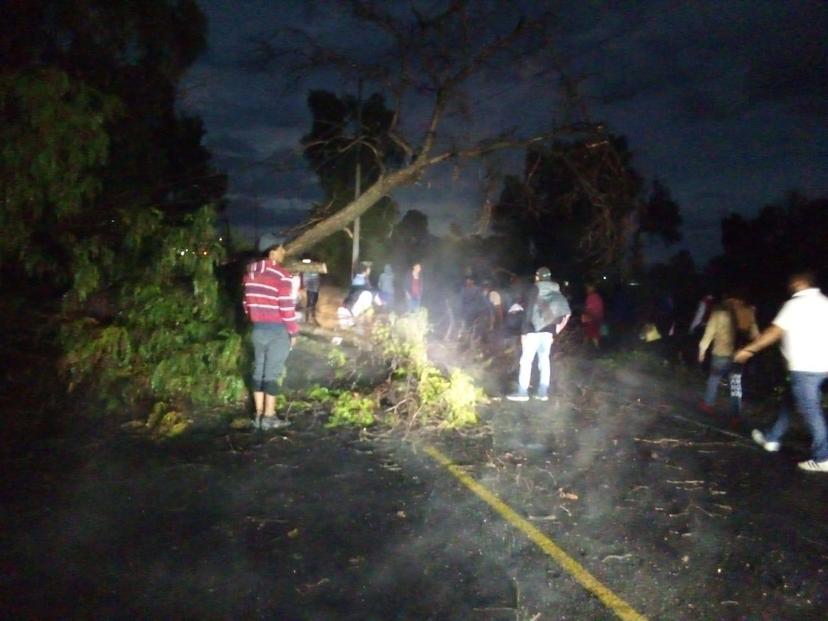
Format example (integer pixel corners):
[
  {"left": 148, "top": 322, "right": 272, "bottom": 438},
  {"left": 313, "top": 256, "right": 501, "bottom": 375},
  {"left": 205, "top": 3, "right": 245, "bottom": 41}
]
[
  {"left": 734, "top": 271, "right": 828, "bottom": 472},
  {"left": 337, "top": 289, "right": 379, "bottom": 329}
]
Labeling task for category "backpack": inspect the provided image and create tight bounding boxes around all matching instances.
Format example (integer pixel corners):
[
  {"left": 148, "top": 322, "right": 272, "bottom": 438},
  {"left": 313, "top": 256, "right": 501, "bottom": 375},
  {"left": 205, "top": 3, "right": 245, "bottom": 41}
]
[{"left": 530, "top": 282, "right": 571, "bottom": 332}]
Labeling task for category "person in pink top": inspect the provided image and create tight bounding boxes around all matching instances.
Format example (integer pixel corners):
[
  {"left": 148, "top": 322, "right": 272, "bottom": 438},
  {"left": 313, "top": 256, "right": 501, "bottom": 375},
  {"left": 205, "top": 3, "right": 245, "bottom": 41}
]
[
  {"left": 581, "top": 283, "right": 605, "bottom": 348},
  {"left": 242, "top": 233, "right": 299, "bottom": 429},
  {"left": 405, "top": 263, "right": 423, "bottom": 312}
]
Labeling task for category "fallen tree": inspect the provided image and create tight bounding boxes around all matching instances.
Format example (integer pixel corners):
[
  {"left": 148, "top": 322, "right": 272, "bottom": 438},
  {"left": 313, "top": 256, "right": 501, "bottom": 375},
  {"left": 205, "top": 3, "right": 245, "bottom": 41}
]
[{"left": 249, "top": 0, "right": 606, "bottom": 257}]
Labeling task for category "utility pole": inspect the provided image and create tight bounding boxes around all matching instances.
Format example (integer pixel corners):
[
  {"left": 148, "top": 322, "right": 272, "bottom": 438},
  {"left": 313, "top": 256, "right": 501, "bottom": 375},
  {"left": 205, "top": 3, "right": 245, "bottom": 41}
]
[
  {"left": 253, "top": 193, "right": 261, "bottom": 249},
  {"left": 351, "top": 79, "right": 362, "bottom": 281}
]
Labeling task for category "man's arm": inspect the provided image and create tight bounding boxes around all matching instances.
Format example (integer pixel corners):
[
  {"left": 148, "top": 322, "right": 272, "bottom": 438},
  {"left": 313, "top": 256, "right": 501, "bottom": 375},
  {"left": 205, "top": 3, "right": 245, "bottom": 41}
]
[
  {"left": 689, "top": 301, "right": 706, "bottom": 333},
  {"left": 733, "top": 324, "right": 784, "bottom": 364},
  {"left": 697, "top": 312, "right": 718, "bottom": 362},
  {"left": 275, "top": 268, "right": 300, "bottom": 339},
  {"left": 520, "top": 287, "right": 538, "bottom": 334}
]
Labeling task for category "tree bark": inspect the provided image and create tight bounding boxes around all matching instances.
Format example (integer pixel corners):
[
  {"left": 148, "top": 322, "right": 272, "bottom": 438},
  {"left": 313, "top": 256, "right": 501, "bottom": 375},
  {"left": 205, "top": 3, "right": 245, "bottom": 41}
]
[{"left": 284, "top": 162, "right": 424, "bottom": 257}]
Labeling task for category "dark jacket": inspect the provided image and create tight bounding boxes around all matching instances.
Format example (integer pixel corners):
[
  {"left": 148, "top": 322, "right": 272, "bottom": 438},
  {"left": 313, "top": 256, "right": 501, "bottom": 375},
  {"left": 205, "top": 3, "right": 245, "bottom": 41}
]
[{"left": 520, "top": 282, "right": 571, "bottom": 335}]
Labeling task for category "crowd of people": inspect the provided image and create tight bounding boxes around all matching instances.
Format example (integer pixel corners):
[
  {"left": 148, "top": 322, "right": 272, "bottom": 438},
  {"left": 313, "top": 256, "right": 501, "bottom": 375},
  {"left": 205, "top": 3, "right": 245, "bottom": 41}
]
[{"left": 241, "top": 233, "right": 828, "bottom": 473}]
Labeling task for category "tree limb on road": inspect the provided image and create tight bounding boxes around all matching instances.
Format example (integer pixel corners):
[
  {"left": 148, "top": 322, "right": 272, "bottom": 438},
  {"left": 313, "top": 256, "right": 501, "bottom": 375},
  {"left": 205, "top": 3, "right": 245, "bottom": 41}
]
[{"left": 250, "top": 0, "right": 602, "bottom": 257}]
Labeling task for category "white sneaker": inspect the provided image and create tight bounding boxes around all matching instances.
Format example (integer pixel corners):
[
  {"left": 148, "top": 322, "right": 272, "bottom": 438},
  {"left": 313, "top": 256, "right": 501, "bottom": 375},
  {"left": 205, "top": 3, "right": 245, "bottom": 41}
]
[
  {"left": 506, "top": 392, "right": 529, "bottom": 402},
  {"left": 797, "top": 459, "right": 828, "bottom": 472},
  {"left": 751, "top": 429, "right": 780, "bottom": 452}
]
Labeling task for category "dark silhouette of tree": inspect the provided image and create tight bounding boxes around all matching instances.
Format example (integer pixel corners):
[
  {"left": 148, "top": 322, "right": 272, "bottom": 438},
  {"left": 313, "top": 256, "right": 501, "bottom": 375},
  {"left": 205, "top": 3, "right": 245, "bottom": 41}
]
[
  {"left": 1, "top": 0, "right": 225, "bottom": 277},
  {"left": 0, "top": 69, "right": 118, "bottom": 273},
  {"left": 630, "top": 179, "right": 683, "bottom": 275},
  {"left": 392, "top": 209, "right": 431, "bottom": 265},
  {"left": 249, "top": 0, "right": 606, "bottom": 258},
  {"left": 300, "top": 90, "right": 402, "bottom": 279},
  {"left": 491, "top": 135, "right": 649, "bottom": 278},
  {"left": 712, "top": 192, "right": 828, "bottom": 302},
  {"left": 638, "top": 179, "right": 683, "bottom": 245},
  {"left": 1, "top": 1, "right": 242, "bottom": 414}
]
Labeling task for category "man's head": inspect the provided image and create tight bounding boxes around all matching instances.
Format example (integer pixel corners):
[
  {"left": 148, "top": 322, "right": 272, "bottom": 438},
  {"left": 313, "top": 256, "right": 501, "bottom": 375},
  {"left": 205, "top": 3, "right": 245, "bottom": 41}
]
[
  {"left": 789, "top": 270, "right": 817, "bottom": 294},
  {"left": 535, "top": 266, "right": 551, "bottom": 282},
  {"left": 412, "top": 263, "right": 421, "bottom": 276},
  {"left": 258, "top": 232, "right": 286, "bottom": 263}
]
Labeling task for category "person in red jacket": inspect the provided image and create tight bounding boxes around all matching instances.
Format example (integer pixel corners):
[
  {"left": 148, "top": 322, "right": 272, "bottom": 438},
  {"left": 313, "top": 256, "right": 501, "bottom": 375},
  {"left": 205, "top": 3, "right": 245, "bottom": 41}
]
[
  {"left": 243, "top": 233, "right": 299, "bottom": 429},
  {"left": 581, "top": 282, "right": 605, "bottom": 348}
]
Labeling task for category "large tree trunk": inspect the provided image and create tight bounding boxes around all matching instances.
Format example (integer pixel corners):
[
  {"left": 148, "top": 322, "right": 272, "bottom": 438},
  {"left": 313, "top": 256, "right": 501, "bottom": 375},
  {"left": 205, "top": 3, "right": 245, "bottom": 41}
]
[{"left": 284, "top": 162, "right": 424, "bottom": 257}]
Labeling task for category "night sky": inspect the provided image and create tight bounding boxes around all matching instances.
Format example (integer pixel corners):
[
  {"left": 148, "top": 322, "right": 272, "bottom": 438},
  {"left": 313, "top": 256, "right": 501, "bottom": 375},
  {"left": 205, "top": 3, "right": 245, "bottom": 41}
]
[{"left": 179, "top": 0, "right": 828, "bottom": 263}]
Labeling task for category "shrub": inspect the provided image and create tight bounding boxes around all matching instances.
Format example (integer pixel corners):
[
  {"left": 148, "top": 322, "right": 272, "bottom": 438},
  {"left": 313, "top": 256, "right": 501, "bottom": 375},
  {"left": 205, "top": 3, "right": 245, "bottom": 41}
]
[
  {"left": 326, "top": 391, "right": 375, "bottom": 428},
  {"left": 366, "top": 310, "right": 481, "bottom": 429},
  {"left": 59, "top": 205, "right": 246, "bottom": 414}
]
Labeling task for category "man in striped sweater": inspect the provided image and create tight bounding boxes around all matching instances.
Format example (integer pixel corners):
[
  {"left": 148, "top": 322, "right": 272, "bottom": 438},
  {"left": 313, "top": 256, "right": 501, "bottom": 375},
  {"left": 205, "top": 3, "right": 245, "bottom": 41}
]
[{"left": 243, "top": 233, "right": 299, "bottom": 429}]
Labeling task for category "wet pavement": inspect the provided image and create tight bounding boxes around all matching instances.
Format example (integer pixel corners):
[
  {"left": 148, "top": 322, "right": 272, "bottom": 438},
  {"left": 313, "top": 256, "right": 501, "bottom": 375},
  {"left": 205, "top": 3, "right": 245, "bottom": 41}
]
[
  {"left": 1, "top": 425, "right": 512, "bottom": 619},
  {"left": 469, "top": 353, "right": 828, "bottom": 619},
  {"left": 2, "top": 344, "right": 828, "bottom": 620}
]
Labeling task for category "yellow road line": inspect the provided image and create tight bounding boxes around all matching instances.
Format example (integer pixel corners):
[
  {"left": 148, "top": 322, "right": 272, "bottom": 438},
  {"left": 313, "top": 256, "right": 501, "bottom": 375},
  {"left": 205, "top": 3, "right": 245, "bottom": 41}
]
[{"left": 423, "top": 444, "right": 648, "bottom": 621}]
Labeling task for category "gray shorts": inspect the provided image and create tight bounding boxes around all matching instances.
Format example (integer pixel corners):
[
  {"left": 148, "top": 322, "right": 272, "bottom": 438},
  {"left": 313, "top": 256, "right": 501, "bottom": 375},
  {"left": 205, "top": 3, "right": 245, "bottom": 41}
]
[{"left": 251, "top": 324, "right": 291, "bottom": 393}]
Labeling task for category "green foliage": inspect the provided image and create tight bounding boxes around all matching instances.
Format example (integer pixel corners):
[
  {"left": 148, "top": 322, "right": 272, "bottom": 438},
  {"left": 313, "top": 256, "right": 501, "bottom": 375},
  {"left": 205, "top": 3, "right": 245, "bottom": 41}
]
[
  {"left": 298, "top": 383, "right": 376, "bottom": 428},
  {"left": 418, "top": 368, "right": 481, "bottom": 428},
  {"left": 1, "top": 2, "right": 239, "bottom": 421},
  {"left": 60, "top": 205, "right": 246, "bottom": 411},
  {"left": 147, "top": 403, "right": 192, "bottom": 438},
  {"left": 306, "top": 385, "right": 336, "bottom": 404},
  {"left": 327, "top": 347, "right": 350, "bottom": 380},
  {"left": 368, "top": 311, "right": 482, "bottom": 429},
  {"left": 369, "top": 310, "right": 430, "bottom": 374},
  {"left": 0, "top": 68, "right": 119, "bottom": 273},
  {"left": 325, "top": 392, "right": 376, "bottom": 429}
]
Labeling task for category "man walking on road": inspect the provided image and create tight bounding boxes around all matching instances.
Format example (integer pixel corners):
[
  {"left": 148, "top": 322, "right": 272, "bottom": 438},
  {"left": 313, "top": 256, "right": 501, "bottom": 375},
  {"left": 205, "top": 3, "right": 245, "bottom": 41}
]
[
  {"left": 697, "top": 291, "right": 759, "bottom": 419},
  {"left": 507, "top": 267, "right": 571, "bottom": 402},
  {"left": 734, "top": 271, "right": 828, "bottom": 472}
]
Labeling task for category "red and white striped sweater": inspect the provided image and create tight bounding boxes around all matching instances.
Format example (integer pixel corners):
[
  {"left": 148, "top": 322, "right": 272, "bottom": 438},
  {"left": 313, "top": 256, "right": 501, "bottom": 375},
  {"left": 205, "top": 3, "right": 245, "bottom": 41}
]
[{"left": 242, "top": 259, "right": 299, "bottom": 335}]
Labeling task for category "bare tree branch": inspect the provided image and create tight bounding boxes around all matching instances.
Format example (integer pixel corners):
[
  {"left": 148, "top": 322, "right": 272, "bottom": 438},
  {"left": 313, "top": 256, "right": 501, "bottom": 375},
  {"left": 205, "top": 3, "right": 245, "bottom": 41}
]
[{"left": 251, "top": 0, "right": 592, "bottom": 257}]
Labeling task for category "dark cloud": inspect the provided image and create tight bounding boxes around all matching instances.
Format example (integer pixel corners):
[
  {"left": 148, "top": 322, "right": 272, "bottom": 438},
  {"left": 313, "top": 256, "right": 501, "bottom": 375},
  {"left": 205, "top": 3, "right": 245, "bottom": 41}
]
[
  {"left": 580, "top": 1, "right": 827, "bottom": 122},
  {"left": 226, "top": 195, "right": 310, "bottom": 227},
  {"left": 183, "top": 0, "right": 828, "bottom": 264}
]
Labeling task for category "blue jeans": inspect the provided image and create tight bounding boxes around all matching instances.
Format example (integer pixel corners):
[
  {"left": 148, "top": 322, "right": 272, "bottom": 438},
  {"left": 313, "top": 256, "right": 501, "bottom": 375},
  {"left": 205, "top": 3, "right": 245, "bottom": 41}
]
[
  {"left": 703, "top": 355, "right": 742, "bottom": 416},
  {"left": 517, "top": 332, "right": 553, "bottom": 396},
  {"left": 764, "top": 371, "right": 828, "bottom": 461}
]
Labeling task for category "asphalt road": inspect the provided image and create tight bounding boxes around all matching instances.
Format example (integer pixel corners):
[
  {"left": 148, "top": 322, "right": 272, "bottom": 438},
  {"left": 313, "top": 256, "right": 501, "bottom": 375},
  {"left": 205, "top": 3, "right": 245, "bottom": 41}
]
[{"left": 2, "top": 348, "right": 827, "bottom": 620}]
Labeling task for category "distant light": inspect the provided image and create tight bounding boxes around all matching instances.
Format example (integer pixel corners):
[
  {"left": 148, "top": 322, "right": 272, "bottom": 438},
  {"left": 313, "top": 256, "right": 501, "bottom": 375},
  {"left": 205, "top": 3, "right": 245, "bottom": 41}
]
[
  {"left": 218, "top": 237, "right": 223, "bottom": 242},
  {"left": 302, "top": 258, "right": 312, "bottom": 264},
  {"left": 602, "top": 275, "right": 608, "bottom": 280},
  {"left": 628, "top": 281, "right": 640, "bottom": 287},
  {"left": 180, "top": 250, "right": 186, "bottom": 256},
  {"left": 202, "top": 251, "right": 208, "bottom": 256}
]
